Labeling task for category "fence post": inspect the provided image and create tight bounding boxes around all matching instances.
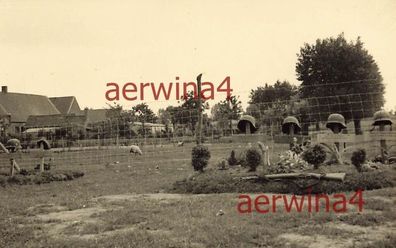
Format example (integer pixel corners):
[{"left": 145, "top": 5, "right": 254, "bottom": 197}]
[
  {"left": 10, "top": 158, "right": 15, "bottom": 176},
  {"left": 379, "top": 124, "right": 388, "bottom": 164},
  {"left": 40, "top": 142, "right": 45, "bottom": 172},
  {"left": 196, "top": 73, "right": 203, "bottom": 145}
]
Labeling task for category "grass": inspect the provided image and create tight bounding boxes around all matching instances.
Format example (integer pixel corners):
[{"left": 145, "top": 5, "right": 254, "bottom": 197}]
[
  {"left": 338, "top": 213, "right": 387, "bottom": 226},
  {"left": 359, "top": 234, "right": 396, "bottom": 248},
  {"left": 0, "top": 142, "right": 395, "bottom": 247}
]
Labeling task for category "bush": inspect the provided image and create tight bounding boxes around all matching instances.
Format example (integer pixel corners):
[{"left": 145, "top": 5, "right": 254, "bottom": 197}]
[
  {"left": 192, "top": 145, "right": 211, "bottom": 172},
  {"left": 71, "top": 170, "right": 85, "bottom": 178},
  {"left": 7, "top": 175, "right": 30, "bottom": 185},
  {"left": 228, "top": 150, "right": 238, "bottom": 166},
  {"left": 0, "top": 169, "right": 84, "bottom": 186},
  {"left": 302, "top": 144, "right": 326, "bottom": 169},
  {"left": 351, "top": 149, "right": 366, "bottom": 172},
  {"left": 245, "top": 148, "right": 262, "bottom": 172},
  {"left": 236, "top": 150, "right": 247, "bottom": 167}
]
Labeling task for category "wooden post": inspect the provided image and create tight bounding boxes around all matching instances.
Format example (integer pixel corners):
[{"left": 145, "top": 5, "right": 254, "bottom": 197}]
[
  {"left": 40, "top": 142, "right": 45, "bottom": 172},
  {"left": 196, "top": 73, "right": 203, "bottom": 145},
  {"left": 10, "top": 158, "right": 15, "bottom": 176},
  {"left": 289, "top": 125, "right": 295, "bottom": 136},
  {"left": 0, "top": 142, "right": 19, "bottom": 176},
  {"left": 379, "top": 124, "right": 388, "bottom": 163},
  {"left": 263, "top": 145, "right": 270, "bottom": 167},
  {"left": 9, "top": 159, "right": 20, "bottom": 177},
  {"left": 333, "top": 125, "right": 340, "bottom": 152},
  {"left": 246, "top": 123, "right": 251, "bottom": 135}
]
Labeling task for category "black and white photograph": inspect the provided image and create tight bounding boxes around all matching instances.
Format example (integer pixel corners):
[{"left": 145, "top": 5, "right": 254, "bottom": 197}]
[{"left": 0, "top": 0, "right": 395, "bottom": 247}]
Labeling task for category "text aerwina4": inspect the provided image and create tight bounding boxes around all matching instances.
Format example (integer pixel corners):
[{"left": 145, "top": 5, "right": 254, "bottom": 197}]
[{"left": 105, "top": 76, "right": 232, "bottom": 101}]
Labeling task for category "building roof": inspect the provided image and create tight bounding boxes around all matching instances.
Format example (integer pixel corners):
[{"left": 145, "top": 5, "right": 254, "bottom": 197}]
[
  {"left": 25, "top": 114, "right": 87, "bottom": 128},
  {"left": 0, "top": 104, "right": 10, "bottom": 116},
  {"left": 0, "top": 92, "right": 60, "bottom": 122},
  {"left": 49, "top": 96, "right": 81, "bottom": 114},
  {"left": 85, "top": 109, "right": 109, "bottom": 123}
]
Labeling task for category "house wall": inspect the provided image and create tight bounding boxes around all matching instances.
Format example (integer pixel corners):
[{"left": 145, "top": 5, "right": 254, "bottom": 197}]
[{"left": 8, "top": 122, "right": 25, "bottom": 136}]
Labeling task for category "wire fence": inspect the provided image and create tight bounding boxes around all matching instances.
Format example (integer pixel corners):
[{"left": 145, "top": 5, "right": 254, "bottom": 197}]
[{"left": 0, "top": 85, "right": 395, "bottom": 170}]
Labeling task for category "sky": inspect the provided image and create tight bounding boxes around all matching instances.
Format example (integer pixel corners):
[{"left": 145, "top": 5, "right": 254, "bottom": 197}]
[{"left": 1, "top": 0, "right": 395, "bottom": 114}]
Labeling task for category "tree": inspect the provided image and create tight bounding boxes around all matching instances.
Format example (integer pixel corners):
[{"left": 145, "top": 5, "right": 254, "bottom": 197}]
[
  {"left": 296, "top": 33, "right": 385, "bottom": 134},
  {"left": 249, "top": 80, "right": 298, "bottom": 131},
  {"left": 131, "top": 103, "right": 157, "bottom": 123},
  {"left": 211, "top": 95, "right": 243, "bottom": 135},
  {"left": 104, "top": 103, "right": 136, "bottom": 139},
  {"left": 177, "top": 91, "right": 209, "bottom": 134},
  {"left": 131, "top": 103, "right": 157, "bottom": 136},
  {"left": 250, "top": 80, "right": 297, "bottom": 108},
  {"left": 158, "top": 107, "right": 172, "bottom": 126},
  {"left": 158, "top": 106, "right": 176, "bottom": 138}
]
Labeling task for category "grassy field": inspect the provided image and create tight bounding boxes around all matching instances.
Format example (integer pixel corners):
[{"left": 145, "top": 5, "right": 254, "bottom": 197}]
[{"left": 0, "top": 142, "right": 395, "bottom": 247}]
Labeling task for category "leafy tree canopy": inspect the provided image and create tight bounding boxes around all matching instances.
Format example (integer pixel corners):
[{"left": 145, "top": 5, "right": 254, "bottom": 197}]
[
  {"left": 249, "top": 80, "right": 297, "bottom": 110},
  {"left": 296, "top": 33, "right": 385, "bottom": 123},
  {"left": 211, "top": 95, "right": 243, "bottom": 121},
  {"left": 211, "top": 95, "right": 243, "bottom": 132},
  {"left": 248, "top": 80, "right": 298, "bottom": 126},
  {"left": 131, "top": 103, "right": 157, "bottom": 123}
]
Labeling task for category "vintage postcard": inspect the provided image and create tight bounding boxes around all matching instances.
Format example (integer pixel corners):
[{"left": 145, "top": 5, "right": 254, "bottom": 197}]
[{"left": 0, "top": 1, "right": 395, "bottom": 247}]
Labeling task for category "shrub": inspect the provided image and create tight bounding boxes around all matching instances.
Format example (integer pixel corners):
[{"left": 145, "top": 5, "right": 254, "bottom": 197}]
[
  {"left": 228, "top": 150, "right": 238, "bottom": 166},
  {"left": 71, "top": 170, "right": 85, "bottom": 178},
  {"left": 236, "top": 150, "right": 247, "bottom": 167},
  {"left": 302, "top": 144, "right": 326, "bottom": 169},
  {"left": 19, "top": 169, "right": 30, "bottom": 176},
  {"left": 245, "top": 148, "right": 262, "bottom": 172},
  {"left": 7, "top": 175, "right": 30, "bottom": 185},
  {"left": 351, "top": 149, "right": 366, "bottom": 172},
  {"left": 192, "top": 145, "right": 211, "bottom": 172},
  {"left": 0, "top": 170, "right": 84, "bottom": 186}
]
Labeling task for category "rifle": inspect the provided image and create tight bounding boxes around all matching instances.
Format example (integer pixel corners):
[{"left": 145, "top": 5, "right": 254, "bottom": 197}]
[{"left": 264, "top": 172, "right": 346, "bottom": 182}]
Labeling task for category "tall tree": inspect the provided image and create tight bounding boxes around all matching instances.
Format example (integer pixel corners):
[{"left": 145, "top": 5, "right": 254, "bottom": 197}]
[
  {"left": 158, "top": 106, "right": 177, "bottom": 137},
  {"left": 177, "top": 91, "right": 209, "bottom": 134},
  {"left": 249, "top": 80, "right": 298, "bottom": 129},
  {"left": 211, "top": 95, "right": 243, "bottom": 135},
  {"left": 105, "top": 103, "right": 134, "bottom": 139},
  {"left": 131, "top": 103, "right": 157, "bottom": 136},
  {"left": 296, "top": 33, "right": 385, "bottom": 134},
  {"left": 250, "top": 80, "right": 297, "bottom": 108},
  {"left": 158, "top": 107, "right": 171, "bottom": 125}
]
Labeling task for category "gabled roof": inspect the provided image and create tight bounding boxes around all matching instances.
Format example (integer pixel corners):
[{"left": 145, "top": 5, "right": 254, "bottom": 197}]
[
  {"left": 0, "top": 92, "right": 60, "bottom": 122},
  {"left": 49, "top": 96, "right": 81, "bottom": 114},
  {"left": 25, "top": 114, "right": 87, "bottom": 128}
]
